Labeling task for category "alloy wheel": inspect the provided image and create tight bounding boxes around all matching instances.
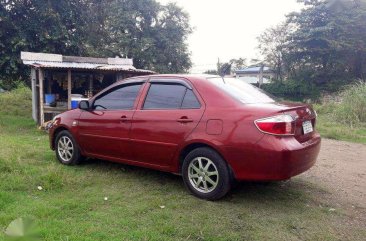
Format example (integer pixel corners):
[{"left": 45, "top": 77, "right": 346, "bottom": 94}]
[
  {"left": 188, "top": 157, "right": 219, "bottom": 193},
  {"left": 57, "top": 136, "right": 74, "bottom": 162}
]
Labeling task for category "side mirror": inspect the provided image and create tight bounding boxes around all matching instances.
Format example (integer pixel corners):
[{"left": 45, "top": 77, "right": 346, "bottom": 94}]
[{"left": 79, "top": 100, "right": 90, "bottom": 110}]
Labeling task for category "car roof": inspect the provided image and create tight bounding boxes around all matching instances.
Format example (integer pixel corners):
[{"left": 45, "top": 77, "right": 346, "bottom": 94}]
[{"left": 119, "top": 74, "right": 221, "bottom": 85}]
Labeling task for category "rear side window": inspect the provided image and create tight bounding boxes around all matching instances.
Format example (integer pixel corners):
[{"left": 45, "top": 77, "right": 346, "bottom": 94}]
[
  {"left": 182, "top": 89, "right": 201, "bottom": 109},
  {"left": 93, "top": 84, "right": 142, "bottom": 110},
  {"left": 143, "top": 83, "right": 201, "bottom": 109}
]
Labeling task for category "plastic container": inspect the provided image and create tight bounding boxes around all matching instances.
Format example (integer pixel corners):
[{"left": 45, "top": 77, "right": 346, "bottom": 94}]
[
  {"left": 71, "top": 97, "right": 89, "bottom": 109},
  {"left": 45, "top": 94, "right": 56, "bottom": 105}
]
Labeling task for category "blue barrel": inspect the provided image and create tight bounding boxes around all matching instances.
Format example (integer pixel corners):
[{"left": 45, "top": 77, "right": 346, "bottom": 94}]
[
  {"left": 45, "top": 94, "right": 56, "bottom": 105},
  {"left": 71, "top": 99, "right": 79, "bottom": 109}
]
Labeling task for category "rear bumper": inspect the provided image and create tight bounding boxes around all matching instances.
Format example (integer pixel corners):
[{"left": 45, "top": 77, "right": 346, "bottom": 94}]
[{"left": 224, "top": 133, "right": 321, "bottom": 181}]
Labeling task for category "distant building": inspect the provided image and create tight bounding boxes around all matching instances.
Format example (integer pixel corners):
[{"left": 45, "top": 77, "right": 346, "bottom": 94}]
[{"left": 234, "top": 66, "right": 275, "bottom": 84}]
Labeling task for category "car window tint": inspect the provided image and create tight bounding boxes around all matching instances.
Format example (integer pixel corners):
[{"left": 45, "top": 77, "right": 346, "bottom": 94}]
[
  {"left": 182, "top": 89, "right": 201, "bottom": 109},
  {"left": 143, "top": 84, "right": 187, "bottom": 109},
  {"left": 94, "top": 84, "right": 142, "bottom": 110}
]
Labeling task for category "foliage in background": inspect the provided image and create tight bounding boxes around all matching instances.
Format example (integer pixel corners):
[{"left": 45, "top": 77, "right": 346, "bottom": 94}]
[
  {"left": 203, "top": 70, "right": 218, "bottom": 75},
  {"left": 313, "top": 81, "right": 366, "bottom": 143},
  {"left": 257, "top": 24, "right": 288, "bottom": 81},
  {"left": 0, "top": 0, "right": 192, "bottom": 89},
  {"left": 333, "top": 81, "right": 366, "bottom": 126},
  {"left": 208, "top": 58, "right": 247, "bottom": 76},
  {"left": 262, "top": 79, "right": 320, "bottom": 101},
  {"left": 229, "top": 58, "right": 247, "bottom": 72},
  {"left": 258, "top": 0, "right": 366, "bottom": 94},
  {"left": 0, "top": 83, "right": 31, "bottom": 117}
]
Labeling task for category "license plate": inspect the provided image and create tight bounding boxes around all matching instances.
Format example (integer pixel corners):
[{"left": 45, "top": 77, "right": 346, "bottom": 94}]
[{"left": 302, "top": 121, "right": 313, "bottom": 134}]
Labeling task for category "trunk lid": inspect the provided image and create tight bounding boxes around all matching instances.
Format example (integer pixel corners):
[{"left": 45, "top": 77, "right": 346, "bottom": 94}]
[
  {"left": 252, "top": 102, "right": 317, "bottom": 143},
  {"left": 277, "top": 102, "right": 317, "bottom": 143}
]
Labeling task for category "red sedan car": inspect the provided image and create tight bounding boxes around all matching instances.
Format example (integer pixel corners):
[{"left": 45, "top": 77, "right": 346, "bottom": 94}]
[{"left": 49, "top": 74, "right": 321, "bottom": 200}]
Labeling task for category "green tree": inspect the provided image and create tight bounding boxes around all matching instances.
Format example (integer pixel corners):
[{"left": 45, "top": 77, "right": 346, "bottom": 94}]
[
  {"left": 229, "top": 58, "right": 247, "bottom": 71},
  {"left": 258, "top": 0, "right": 366, "bottom": 90},
  {"left": 0, "top": 0, "right": 90, "bottom": 88},
  {"left": 257, "top": 23, "right": 289, "bottom": 81},
  {"left": 107, "top": 1, "right": 192, "bottom": 73},
  {"left": 0, "top": 0, "right": 192, "bottom": 89},
  {"left": 286, "top": 0, "right": 366, "bottom": 84}
]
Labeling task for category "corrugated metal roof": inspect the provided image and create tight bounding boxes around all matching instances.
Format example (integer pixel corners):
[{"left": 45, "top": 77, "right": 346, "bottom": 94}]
[
  {"left": 23, "top": 60, "right": 154, "bottom": 73},
  {"left": 21, "top": 51, "right": 154, "bottom": 74},
  {"left": 235, "top": 66, "right": 272, "bottom": 74}
]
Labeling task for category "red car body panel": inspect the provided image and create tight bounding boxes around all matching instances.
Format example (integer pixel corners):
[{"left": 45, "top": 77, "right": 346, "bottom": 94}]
[{"left": 49, "top": 75, "right": 321, "bottom": 181}]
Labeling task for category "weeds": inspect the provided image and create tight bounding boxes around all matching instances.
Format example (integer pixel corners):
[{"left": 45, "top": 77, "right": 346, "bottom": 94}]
[
  {"left": 313, "top": 81, "right": 366, "bottom": 142},
  {"left": 0, "top": 83, "right": 32, "bottom": 117},
  {"left": 334, "top": 81, "right": 366, "bottom": 127}
]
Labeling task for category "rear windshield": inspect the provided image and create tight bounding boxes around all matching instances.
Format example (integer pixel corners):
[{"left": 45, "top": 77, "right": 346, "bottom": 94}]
[{"left": 207, "top": 77, "right": 276, "bottom": 104}]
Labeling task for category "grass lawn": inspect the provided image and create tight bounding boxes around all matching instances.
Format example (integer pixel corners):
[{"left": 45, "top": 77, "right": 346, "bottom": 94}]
[{"left": 0, "top": 90, "right": 365, "bottom": 240}]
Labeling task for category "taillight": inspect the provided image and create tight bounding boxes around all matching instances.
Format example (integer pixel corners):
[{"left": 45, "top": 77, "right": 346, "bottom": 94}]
[{"left": 254, "top": 114, "right": 295, "bottom": 135}]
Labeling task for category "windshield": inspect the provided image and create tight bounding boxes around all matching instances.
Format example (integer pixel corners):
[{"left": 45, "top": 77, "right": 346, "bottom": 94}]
[{"left": 207, "top": 77, "right": 276, "bottom": 104}]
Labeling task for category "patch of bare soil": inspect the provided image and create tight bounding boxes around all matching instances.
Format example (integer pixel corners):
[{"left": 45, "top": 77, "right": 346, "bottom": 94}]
[{"left": 298, "top": 138, "right": 366, "bottom": 225}]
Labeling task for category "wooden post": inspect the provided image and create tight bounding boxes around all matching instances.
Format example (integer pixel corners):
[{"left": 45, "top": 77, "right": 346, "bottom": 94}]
[
  {"left": 67, "top": 69, "right": 72, "bottom": 109},
  {"left": 39, "top": 68, "right": 45, "bottom": 125},
  {"left": 258, "top": 64, "right": 264, "bottom": 89},
  {"left": 47, "top": 78, "right": 52, "bottom": 94},
  {"left": 89, "top": 74, "right": 93, "bottom": 96},
  {"left": 31, "top": 68, "right": 37, "bottom": 122}
]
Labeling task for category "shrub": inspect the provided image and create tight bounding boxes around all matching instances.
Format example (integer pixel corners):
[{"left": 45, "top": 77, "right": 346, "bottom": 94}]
[{"left": 262, "top": 79, "right": 320, "bottom": 101}]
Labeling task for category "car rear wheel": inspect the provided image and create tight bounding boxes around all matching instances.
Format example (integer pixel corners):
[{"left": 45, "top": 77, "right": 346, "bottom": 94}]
[
  {"left": 182, "top": 147, "right": 231, "bottom": 200},
  {"left": 55, "top": 130, "right": 81, "bottom": 165}
]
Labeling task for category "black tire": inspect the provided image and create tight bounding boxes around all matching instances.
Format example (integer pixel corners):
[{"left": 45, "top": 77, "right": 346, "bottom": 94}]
[
  {"left": 55, "top": 130, "right": 82, "bottom": 165},
  {"left": 182, "top": 147, "right": 232, "bottom": 200}
]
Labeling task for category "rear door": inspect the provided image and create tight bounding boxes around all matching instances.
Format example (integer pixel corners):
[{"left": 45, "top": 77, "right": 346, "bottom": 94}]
[
  {"left": 130, "top": 78, "right": 205, "bottom": 168},
  {"left": 77, "top": 81, "right": 144, "bottom": 160}
]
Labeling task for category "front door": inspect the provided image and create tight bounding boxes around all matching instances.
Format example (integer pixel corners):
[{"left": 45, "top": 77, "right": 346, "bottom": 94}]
[
  {"left": 130, "top": 80, "right": 204, "bottom": 168},
  {"left": 77, "top": 82, "right": 144, "bottom": 160}
]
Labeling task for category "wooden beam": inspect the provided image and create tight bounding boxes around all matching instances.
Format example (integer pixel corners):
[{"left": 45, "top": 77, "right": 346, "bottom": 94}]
[
  {"left": 67, "top": 69, "right": 72, "bottom": 109},
  {"left": 39, "top": 69, "right": 45, "bottom": 125}
]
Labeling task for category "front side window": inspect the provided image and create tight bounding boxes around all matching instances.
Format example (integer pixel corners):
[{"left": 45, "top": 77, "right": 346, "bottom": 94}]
[
  {"left": 93, "top": 83, "right": 142, "bottom": 110},
  {"left": 143, "top": 83, "right": 201, "bottom": 109}
]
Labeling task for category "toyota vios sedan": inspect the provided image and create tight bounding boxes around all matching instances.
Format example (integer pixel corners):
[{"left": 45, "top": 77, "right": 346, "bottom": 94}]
[{"left": 49, "top": 74, "right": 321, "bottom": 200}]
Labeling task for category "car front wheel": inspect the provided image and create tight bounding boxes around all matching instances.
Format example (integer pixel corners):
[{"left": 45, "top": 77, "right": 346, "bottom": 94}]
[
  {"left": 182, "top": 147, "right": 232, "bottom": 200},
  {"left": 55, "top": 130, "right": 81, "bottom": 165}
]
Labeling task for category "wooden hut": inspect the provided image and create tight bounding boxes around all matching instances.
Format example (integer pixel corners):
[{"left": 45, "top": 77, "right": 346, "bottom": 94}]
[{"left": 21, "top": 51, "right": 154, "bottom": 126}]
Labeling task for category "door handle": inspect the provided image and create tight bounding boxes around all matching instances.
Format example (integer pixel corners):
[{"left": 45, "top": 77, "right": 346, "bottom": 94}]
[
  {"left": 176, "top": 116, "right": 194, "bottom": 123},
  {"left": 120, "top": 115, "right": 131, "bottom": 122}
]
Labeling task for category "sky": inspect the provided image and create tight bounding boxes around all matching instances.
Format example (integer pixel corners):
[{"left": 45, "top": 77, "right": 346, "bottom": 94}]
[{"left": 157, "top": 0, "right": 303, "bottom": 73}]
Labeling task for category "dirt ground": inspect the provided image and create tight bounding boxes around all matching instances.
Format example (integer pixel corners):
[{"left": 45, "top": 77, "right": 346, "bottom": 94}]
[{"left": 299, "top": 138, "right": 366, "bottom": 224}]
